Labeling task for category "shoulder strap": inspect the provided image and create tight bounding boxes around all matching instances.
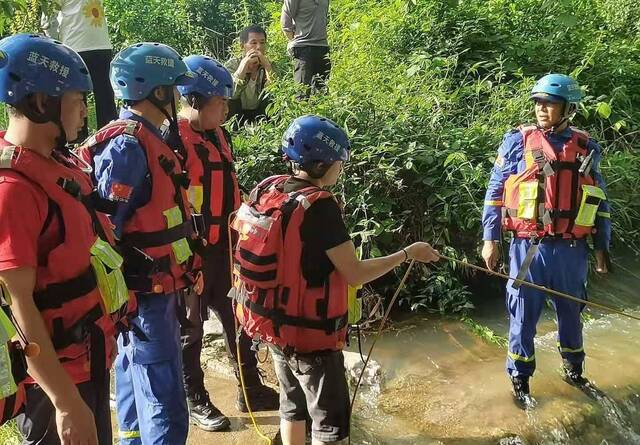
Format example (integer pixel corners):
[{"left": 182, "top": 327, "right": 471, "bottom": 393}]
[
  {"left": 570, "top": 127, "right": 590, "bottom": 150},
  {"left": 519, "top": 124, "right": 538, "bottom": 137},
  {"left": 82, "top": 119, "right": 142, "bottom": 150}
]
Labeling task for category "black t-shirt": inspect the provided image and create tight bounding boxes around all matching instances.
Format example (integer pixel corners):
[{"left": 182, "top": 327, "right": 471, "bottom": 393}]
[{"left": 282, "top": 177, "right": 350, "bottom": 288}]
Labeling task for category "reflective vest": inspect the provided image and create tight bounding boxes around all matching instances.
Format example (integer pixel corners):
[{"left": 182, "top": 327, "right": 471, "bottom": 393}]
[
  {"left": 0, "top": 297, "right": 27, "bottom": 426},
  {"left": 179, "top": 119, "right": 241, "bottom": 247},
  {"left": 502, "top": 126, "right": 607, "bottom": 239},
  {"left": 0, "top": 138, "right": 130, "bottom": 384},
  {"left": 78, "top": 120, "right": 195, "bottom": 294},
  {"left": 231, "top": 175, "right": 349, "bottom": 354}
]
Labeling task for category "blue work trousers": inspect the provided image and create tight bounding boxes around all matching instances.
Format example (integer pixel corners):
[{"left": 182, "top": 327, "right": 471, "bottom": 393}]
[
  {"left": 506, "top": 238, "right": 588, "bottom": 377},
  {"left": 115, "top": 292, "right": 189, "bottom": 444}
]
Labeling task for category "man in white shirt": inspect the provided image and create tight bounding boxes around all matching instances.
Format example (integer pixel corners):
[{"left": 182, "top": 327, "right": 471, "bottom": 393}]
[{"left": 42, "top": 0, "right": 117, "bottom": 140}]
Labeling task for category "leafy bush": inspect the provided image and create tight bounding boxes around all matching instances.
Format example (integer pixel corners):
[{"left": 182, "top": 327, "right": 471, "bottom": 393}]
[
  {"left": 1, "top": 0, "right": 638, "bottom": 314},
  {"left": 104, "top": 0, "right": 269, "bottom": 57},
  {"left": 232, "top": 0, "right": 640, "bottom": 313}
]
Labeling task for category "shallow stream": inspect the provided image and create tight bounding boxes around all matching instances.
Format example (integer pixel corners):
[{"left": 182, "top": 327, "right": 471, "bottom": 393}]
[{"left": 349, "top": 255, "right": 640, "bottom": 444}]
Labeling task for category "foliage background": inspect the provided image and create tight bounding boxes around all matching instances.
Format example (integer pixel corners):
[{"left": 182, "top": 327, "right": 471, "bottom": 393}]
[
  {"left": 232, "top": 0, "right": 640, "bottom": 313},
  {"left": 2, "top": 0, "right": 640, "bottom": 314}
]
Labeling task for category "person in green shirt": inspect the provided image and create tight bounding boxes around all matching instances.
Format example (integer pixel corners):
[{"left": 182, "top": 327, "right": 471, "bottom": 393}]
[{"left": 225, "top": 25, "right": 273, "bottom": 126}]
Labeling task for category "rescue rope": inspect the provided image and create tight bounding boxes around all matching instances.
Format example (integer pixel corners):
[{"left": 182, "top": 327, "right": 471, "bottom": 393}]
[
  {"left": 348, "top": 259, "right": 417, "bottom": 445},
  {"left": 227, "top": 212, "right": 273, "bottom": 445},
  {"left": 439, "top": 254, "right": 640, "bottom": 322}
]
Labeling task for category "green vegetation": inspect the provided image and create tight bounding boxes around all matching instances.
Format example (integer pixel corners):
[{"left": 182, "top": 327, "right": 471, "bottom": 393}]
[
  {"left": 2, "top": 0, "right": 639, "bottom": 315},
  {"left": 104, "top": 0, "right": 269, "bottom": 59},
  {"left": 462, "top": 316, "right": 509, "bottom": 348},
  {"left": 0, "top": 420, "right": 21, "bottom": 444},
  {"left": 234, "top": 0, "right": 640, "bottom": 313}
]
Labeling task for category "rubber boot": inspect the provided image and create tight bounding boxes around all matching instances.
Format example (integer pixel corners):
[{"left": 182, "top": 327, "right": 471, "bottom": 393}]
[
  {"left": 511, "top": 375, "right": 537, "bottom": 410},
  {"left": 236, "top": 367, "right": 280, "bottom": 412},
  {"left": 563, "top": 360, "right": 589, "bottom": 387},
  {"left": 187, "top": 390, "right": 231, "bottom": 432}
]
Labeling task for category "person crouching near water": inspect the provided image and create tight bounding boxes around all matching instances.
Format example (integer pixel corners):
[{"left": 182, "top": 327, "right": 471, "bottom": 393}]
[
  {"left": 229, "top": 114, "right": 440, "bottom": 444},
  {"left": 481, "top": 74, "right": 611, "bottom": 408}
]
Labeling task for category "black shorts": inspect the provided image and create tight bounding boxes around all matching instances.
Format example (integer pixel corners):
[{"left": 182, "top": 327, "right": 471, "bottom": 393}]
[
  {"left": 16, "top": 378, "right": 112, "bottom": 445},
  {"left": 271, "top": 346, "right": 350, "bottom": 442}
]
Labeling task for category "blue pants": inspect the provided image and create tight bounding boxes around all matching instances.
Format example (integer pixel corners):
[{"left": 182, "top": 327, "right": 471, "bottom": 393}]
[
  {"left": 115, "top": 292, "right": 189, "bottom": 444},
  {"left": 506, "top": 238, "right": 588, "bottom": 377}
]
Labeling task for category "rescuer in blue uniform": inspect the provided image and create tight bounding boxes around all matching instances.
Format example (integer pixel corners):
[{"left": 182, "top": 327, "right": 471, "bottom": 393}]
[
  {"left": 481, "top": 74, "right": 611, "bottom": 408},
  {"left": 88, "top": 43, "right": 196, "bottom": 444}
]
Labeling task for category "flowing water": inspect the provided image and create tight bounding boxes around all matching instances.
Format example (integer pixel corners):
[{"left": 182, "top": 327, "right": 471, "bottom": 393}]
[{"left": 349, "top": 255, "right": 640, "bottom": 444}]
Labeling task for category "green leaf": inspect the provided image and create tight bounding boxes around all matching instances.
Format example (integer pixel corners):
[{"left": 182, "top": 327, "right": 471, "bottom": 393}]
[
  {"left": 613, "top": 120, "right": 626, "bottom": 132},
  {"left": 406, "top": 64, "right": 421, "bottom": 77},
  {"left": 596, "top": 102, "right": 612, "bottom": 119},
  {"left": 444, "top": 152, "right": 467, "bottom": 167},
  {"left": 557, "top": 13, "right": 578, "bottom": 27}
]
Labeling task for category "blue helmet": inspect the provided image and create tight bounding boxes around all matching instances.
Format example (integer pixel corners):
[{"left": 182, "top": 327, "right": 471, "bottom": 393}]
[
  {"left": 177, "top": 55, "right": 234, "bottom": 100},
  {"left": 282, "top": 115, "right": 350, "bottom": 164},
  {"left": 110, "top": 42, "right": 195, "bottom": 101},
  {"left": 0, "top": 33, "right": 92, "bottom": 105},
  {"left": 531, "top": 74, "right": 582, "bottom": 104}
]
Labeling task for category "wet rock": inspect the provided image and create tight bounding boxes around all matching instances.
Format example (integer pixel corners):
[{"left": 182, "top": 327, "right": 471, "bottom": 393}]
[
  {"left": 202, "top": 318, "right": 224, "bottom": 347},
  {"left": 344, "top": 351, "right": 384, "bottom": 388},
  {"left": 201, "top": 338, "right": 235, "bottom": 379},
  {"left": 499, "top": 436, "right": 527, "bottom": 445}
]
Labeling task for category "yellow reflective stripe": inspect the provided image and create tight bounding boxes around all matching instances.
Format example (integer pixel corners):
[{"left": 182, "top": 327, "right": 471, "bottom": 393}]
[
  {"left": 484, "top": 200, "right": 503, "bottom": 206},
  {"left": 91, "top": 239, "right": 123, "bottom": 269},
  {"left": 556, "top": 342, "right": 584, "bottom": 353},
  {"left": 187, "top": 185, "right": 204, "bottom": 213},
  {"left": 508, "top": 351, "right": 535, "bottom": 363},
  {"left": 163, "top": 207, "right": 193, "bottom": 264},
  {"left": 119, "top": 430, "right": 141, "bottom": 439},
  {"left": 0, "top": 301, "right": 16, "bottom": 344},
  {"left": 597, "top": 211, "right": 611, "bottom": 219},
  {"left": 0, "top": 343, "right": 17, "bottom": 398}
]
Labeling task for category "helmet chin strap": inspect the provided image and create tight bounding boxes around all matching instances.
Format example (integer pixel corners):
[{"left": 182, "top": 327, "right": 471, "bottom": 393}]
[
  {"left": 53, "top": 115, "right": 69, "bottom": 155},
  {"left": 17, "top": 95, "right": 69, "bottom": 154},
  {"left": 149, "top": 86, "right": 188, "bottom": 164}
]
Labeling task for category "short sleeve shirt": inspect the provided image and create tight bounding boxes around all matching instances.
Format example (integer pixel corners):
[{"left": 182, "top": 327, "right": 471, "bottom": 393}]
[
  {"left": 0, "top": 140, "right": 65, "bottom": 272},
  {"left": 282, "top": 177, "right": 350, "bottom": 287}
]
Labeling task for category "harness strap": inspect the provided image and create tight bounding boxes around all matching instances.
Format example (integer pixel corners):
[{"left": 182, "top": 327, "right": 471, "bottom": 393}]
[
  {"left": 512, "top": 238, "right": 540, "bottom": 290},
  {"left": 157, "top": 154, "right": 192, "bottom": 225},
  {"left": 51, "top": 304, "right": 103, "bottom": 351},
  {"left": 33, "top": 266, "right": 97, "bottom": 311},
  {"left": 235, "top": 288, "right": 348, "bottom": 334},
  {"left": 120, "top": 220, "right": 194, "bottom": 249}
]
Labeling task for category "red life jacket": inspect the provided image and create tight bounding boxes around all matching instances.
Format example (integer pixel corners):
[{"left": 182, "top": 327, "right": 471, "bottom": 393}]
[
  {"left": 231, "top": 175, "right": 349, "bottom": 354},
  {"left": 0, "top": 138, "right": 122, "bottom": 384},
  {"left": 77, "top": 119, "right": 196, "bottom": 294},
  {"left": 502, "top": 125, "right": 598, "bottom": 239},
  {"left": 179, "top": 119, "right": 241, "bottom": 246}
]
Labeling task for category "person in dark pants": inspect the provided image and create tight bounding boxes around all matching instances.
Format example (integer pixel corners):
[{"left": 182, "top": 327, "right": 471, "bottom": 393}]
[
  {"left": 78, "top": 49, "right": 117, "bottom": 134},
  {"left": 177, "top": 55, "right": 279, "bottom": 432},
  {"left": 281, "top": 0, "right": 331, "bottom": 95},
  {"left": 42, "top": 0, "right": 117, "bottom": 140}
]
